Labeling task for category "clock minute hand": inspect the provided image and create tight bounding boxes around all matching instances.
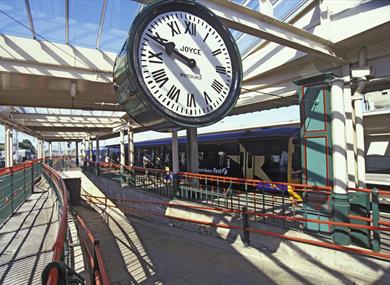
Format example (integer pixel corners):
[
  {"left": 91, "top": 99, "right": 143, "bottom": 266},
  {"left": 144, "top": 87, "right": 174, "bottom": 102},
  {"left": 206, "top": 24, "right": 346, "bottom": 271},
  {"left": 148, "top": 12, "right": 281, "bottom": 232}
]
[{"left": 147, "top": 34, "right": 196, "bottom": 69}]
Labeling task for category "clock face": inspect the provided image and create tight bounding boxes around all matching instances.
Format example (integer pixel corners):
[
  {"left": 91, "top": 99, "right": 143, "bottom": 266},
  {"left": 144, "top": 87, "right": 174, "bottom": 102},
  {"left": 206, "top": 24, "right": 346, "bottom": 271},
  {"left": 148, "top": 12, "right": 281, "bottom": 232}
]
[
  {"left": 114, "top": 0, "right": 242, "bottom": 130},
  {"left": 137, "top": 11, "right": 233, "bottom": 118}
]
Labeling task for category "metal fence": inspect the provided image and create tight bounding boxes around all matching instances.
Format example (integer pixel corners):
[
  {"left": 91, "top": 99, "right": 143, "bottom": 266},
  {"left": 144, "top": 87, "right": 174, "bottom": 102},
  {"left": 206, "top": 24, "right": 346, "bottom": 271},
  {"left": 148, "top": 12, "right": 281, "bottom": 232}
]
[
  {"left": 0, "top": 159, "right": 42, "bottom": 226},
  {"left": 83, "top": 161, "right": 390, "bottom": 254}
]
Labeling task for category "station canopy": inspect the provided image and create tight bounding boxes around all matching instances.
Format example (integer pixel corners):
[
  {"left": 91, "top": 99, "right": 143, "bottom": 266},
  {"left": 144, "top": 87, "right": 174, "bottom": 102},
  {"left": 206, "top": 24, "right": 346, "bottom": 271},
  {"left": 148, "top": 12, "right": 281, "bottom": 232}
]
[{"left": 1, "top": 0, "right": 390, "bottom": 140}]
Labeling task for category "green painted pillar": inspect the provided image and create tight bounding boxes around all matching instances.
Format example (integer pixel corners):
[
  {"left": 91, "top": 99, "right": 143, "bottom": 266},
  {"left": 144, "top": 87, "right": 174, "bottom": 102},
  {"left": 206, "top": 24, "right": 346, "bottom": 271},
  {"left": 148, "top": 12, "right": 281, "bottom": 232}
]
[
  {"left": 332, "top": 193, "right": 350, "bottom": 245},
  {"left": 349, "top": 191, "right": 370, "bottom": 248},
  {"left": 295, "top": 74, "right": 351, "bottom": 244},
  {"left": 295, "top": 74, "right": 334, "bottom": 236}
]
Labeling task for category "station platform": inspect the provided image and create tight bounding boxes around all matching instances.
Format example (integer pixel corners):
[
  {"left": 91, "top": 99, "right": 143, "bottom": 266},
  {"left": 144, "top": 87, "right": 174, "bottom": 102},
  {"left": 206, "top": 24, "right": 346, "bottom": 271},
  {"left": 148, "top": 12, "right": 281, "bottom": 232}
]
[
  {"left": 63, "top": 169, "right": 390, "bottom": 284},
  {"left": 0, "top": 182, "right": 58, "bottom": 285}
]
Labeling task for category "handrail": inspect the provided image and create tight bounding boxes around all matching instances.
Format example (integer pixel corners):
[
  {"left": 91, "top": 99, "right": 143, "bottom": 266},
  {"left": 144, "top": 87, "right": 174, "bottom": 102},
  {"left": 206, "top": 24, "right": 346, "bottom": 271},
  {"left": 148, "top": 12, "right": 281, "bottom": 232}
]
[
  {"left": 75, "top": 213, "right": 110, "bottom": 285},
  {"left": 82, "top": 193, "right": 390, "bottom": 260},
  {"left": 42, "top": 163, "right": 69, "bottom": 285},
  {"left": 82, "top": 193, "right": 390, "bottom": 232},
  {"left": 85, "top": 158, "right": 389, "bottom": 195},
  {"left": 0, "top": 158, "right": 42, "bottom": 176}
]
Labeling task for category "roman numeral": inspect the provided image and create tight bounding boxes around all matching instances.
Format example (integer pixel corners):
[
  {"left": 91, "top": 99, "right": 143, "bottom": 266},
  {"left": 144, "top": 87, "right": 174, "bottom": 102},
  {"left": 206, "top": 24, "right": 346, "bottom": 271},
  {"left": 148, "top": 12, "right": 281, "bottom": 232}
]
[
  {"left": 146, "top": 32, "right": 168, "bottom": 44},
  {"left": 212, "top": 49, "right": 222, "bottom": 56},
  {"left": 187, "top": 93, "right": 196, "bottom": 108},
  {"left": 152, "top": 69, "right": 168, "bottom": 88},
  {"left": 211, "top": 79, "right": 224, "bottom": 94},
  {"left": 167, "top": 85, "right": 180, "bottom": 103},
  {"left": 203, "top": 92, "right": 212, "bottom": 105},
  {"left": 148, "top": 51, "right": 163, "bottom": 64},
  {"left": 167, "top": 21, "right": 181, "bottom": 37},
  {"left": 184, "top": 20, "right": 196, "bottom": 36},
  {"left": 216, "top": 66, "right": 226, "bottom": 74}
]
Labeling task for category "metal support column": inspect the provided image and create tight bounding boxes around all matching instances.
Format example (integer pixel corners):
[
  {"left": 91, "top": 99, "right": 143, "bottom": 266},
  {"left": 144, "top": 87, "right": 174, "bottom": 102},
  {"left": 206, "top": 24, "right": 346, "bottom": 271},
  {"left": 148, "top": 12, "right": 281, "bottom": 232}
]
[
  {"left": 96, "top": 137, "right": 100, "bottom": 176},
  {"left": 120, "top": 129, "right": 126, "bottom": 185},
  {"left": 127, "top": 123, "right": 134, "bottom": 185},
  {"left": 354, "top": 88, "right": 367, "bottom": 189},
  {"left": 342, "top": 66, "right": 356, "bottom": 188},
  {"left": 49, "top": 142, "right": 53, "bottom": 159},
  {"left": 75, "top": 142, "right": 79, "bottom": 167},
  {"left": 42, "top": 141, "right": 45, "bottom": 162},
  {"left": 172, "top": 131, "right": 179, "bottom": 175},
  {"left": 172, "top": 130, "right": 179, "bottom": 195},
  {"left": 89, "top": 138, "right": 93, "bottom": 165},
  {"left": 86, "top": 136, "right": 90, "bottom": 166},
  {"left": 127, "top": 123, "right": 134, "bottom": 167},
  {"left": 37, "top": 139, "right": 42, "bottom": 159},
  {"left": 5, "top": 126, "right": 13, "bottom": 167},
  {"left": 330, "top": 78, "right": 350, "bottom": 245},
  {"left": 82, "top": 138, "right": 86, "bottom": 167},
  {"left": 186, "top": 128, "right": 198, "bottom": 173}
]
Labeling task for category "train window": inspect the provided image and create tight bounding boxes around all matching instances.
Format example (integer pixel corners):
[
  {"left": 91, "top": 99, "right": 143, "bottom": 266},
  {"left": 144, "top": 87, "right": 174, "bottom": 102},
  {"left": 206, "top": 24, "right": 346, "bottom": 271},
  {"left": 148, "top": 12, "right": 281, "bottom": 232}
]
[
  {"left": 239, "top": 152, "right": 244, "bottom": 166},
  {"left": 248, "top": 152, "right": 253, "bottom": 168}
]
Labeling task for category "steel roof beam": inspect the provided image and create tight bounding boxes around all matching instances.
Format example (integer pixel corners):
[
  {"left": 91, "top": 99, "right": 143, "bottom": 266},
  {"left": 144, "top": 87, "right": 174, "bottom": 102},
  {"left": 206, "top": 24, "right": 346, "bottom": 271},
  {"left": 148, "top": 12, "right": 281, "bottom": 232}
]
[
  {"left": 199, "top": 0, "right": 346, "bottom": 62},
  {"left": 96, "top": 0, "right": 108, "bottom": 50},
  {"left": 11, "top": 112, "right": 123, "bottom": 121},
  {"left": 24, "top": 0, "right": 36, "bottom": 40},
  {"left": 0, "top": 113, "right": 40, "bottom": 138},
  {"left": 29, "top": 126, "right": 113, "bottom": 132},
  {"left": 65, "top": 0, "right": 69, "bottom": 44},
  {"left": 138, "top": 0, "right": 346, "bottom": 62}
]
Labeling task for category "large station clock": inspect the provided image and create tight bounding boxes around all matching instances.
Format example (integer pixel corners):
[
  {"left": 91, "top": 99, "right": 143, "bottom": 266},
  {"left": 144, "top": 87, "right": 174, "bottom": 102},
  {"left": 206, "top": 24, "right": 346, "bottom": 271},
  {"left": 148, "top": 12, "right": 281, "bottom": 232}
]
[{"left": 113, "top": 0, "right": 242, "bottom": 131}]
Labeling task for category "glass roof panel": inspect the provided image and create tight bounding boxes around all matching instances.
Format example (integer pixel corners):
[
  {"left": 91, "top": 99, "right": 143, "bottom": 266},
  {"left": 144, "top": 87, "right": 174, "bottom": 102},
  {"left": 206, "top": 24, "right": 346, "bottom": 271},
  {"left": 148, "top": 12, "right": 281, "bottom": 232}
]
[
  {"left": 1, "top": 0, "right": 308, "bottom": 56},
  {"left": 234, "top": 0, "right": 309, "bottom": 55},
  {"left": 274, "top": 0, "right": 307, "bottom": 21},
  {"left": 69, "top": 0, "right": 102, "bottom": 49},
  {"left": 0, "top": 0, "right": 32, "bottom": 38},
  {"left": 29, "top": 0, "right": 65, "bottom": 43},
  {"left": 100, "top": 0, "right": 141, "bottom": 53}
]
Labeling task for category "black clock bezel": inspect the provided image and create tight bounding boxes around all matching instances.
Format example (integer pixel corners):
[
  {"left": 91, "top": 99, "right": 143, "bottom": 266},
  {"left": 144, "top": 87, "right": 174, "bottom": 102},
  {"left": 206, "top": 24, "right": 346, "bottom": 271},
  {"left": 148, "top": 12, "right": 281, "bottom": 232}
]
[{"left": 126, "top": 0, "right": 242, "bottom": 128}]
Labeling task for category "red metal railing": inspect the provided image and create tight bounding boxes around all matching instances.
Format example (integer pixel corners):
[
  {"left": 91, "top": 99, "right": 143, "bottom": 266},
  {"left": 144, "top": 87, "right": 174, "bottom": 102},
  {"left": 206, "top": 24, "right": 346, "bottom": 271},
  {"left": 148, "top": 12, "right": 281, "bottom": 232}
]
[
  {"left": 83, "top": 160, "right": 389, "bottom": 252},
  {"left": 75, "top": 213, "right": 110, "bottom": 285},
  {"left": 42, "top": 162, "right": 110, "bottom": 285},
  {"left": 43, "top": 163, "right": 69, "bottom": 285},
  {"left": 82, "top": 192, "right": 390, "bottom": 260}
]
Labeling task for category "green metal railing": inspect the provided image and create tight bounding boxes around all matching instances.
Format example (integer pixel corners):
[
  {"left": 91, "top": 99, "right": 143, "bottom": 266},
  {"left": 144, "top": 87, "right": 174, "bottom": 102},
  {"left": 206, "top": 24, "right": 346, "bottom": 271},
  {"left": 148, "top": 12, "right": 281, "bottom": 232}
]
[
  {"left": 0, "top": 159, "right": 43, "bottom": 226},
  {"left": 82, "top": 160, "right": 390, "bottom": 254}
]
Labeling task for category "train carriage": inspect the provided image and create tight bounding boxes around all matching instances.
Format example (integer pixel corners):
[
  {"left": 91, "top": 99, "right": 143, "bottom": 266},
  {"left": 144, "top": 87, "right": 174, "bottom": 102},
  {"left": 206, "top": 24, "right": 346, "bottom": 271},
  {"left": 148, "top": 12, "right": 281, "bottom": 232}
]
[{"left": 104, "top": 122, "right": 302, "bottom": 187}]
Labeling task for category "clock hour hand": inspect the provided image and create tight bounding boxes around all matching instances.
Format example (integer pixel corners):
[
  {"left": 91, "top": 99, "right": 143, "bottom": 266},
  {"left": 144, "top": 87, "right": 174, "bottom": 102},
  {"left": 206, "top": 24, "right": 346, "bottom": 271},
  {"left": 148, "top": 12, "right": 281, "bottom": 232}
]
[
  {"left": 147, "top": 33, "right": 196, "bottom": 69},
  {"left": 170, "top": 47, "right": 197, "bottom": 69}
]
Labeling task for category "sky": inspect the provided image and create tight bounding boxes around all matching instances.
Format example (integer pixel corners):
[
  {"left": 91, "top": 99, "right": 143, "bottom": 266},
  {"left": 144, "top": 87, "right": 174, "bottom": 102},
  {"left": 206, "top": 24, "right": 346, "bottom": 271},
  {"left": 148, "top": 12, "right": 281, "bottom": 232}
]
[{"left": 0, "top": 0, "right": 304, "bottom": 150}]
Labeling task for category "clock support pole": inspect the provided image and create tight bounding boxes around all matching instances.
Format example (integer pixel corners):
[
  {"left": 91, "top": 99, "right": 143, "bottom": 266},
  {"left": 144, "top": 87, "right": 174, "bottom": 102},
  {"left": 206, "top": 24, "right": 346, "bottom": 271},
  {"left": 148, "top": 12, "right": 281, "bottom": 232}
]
[
  {"left": 172, "top": 131, "right": 179, "bottom": 175},
  {"left": 186, "top": 127, "right": 199, "bottom": 192},
  {"left": 186, "top": 128, "right": 199, "bottom": 174},
  {"left": 172, "top": 130, "right": 180, "bottom": 196}
]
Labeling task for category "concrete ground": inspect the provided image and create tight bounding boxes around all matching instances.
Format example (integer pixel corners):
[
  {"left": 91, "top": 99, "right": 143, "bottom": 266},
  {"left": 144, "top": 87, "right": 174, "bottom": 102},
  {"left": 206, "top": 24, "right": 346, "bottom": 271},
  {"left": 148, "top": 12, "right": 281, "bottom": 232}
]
[
  {"left": 64, "top": 169, "right": 390, "bottom": 285},
  {"left": 0, "top": 182, "right": 58, "bottom": 285}
]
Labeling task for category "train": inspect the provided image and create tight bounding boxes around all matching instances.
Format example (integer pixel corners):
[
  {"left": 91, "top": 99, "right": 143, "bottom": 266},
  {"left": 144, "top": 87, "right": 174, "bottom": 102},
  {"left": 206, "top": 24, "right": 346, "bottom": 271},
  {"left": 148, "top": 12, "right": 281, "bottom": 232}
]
[{"left": 102, "top": 122, "right": 302, "bottom": 185}]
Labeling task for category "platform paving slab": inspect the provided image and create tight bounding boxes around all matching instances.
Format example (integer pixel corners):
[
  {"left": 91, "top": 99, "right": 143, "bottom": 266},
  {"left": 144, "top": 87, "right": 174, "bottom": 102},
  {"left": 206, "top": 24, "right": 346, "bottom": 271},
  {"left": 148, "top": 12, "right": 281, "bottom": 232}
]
[
  {"left": 64, "top": 170, "right": 390, "bottom": 285},
  {"left": 0, "top": 182, "right": 58, "bottom": 285}
]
